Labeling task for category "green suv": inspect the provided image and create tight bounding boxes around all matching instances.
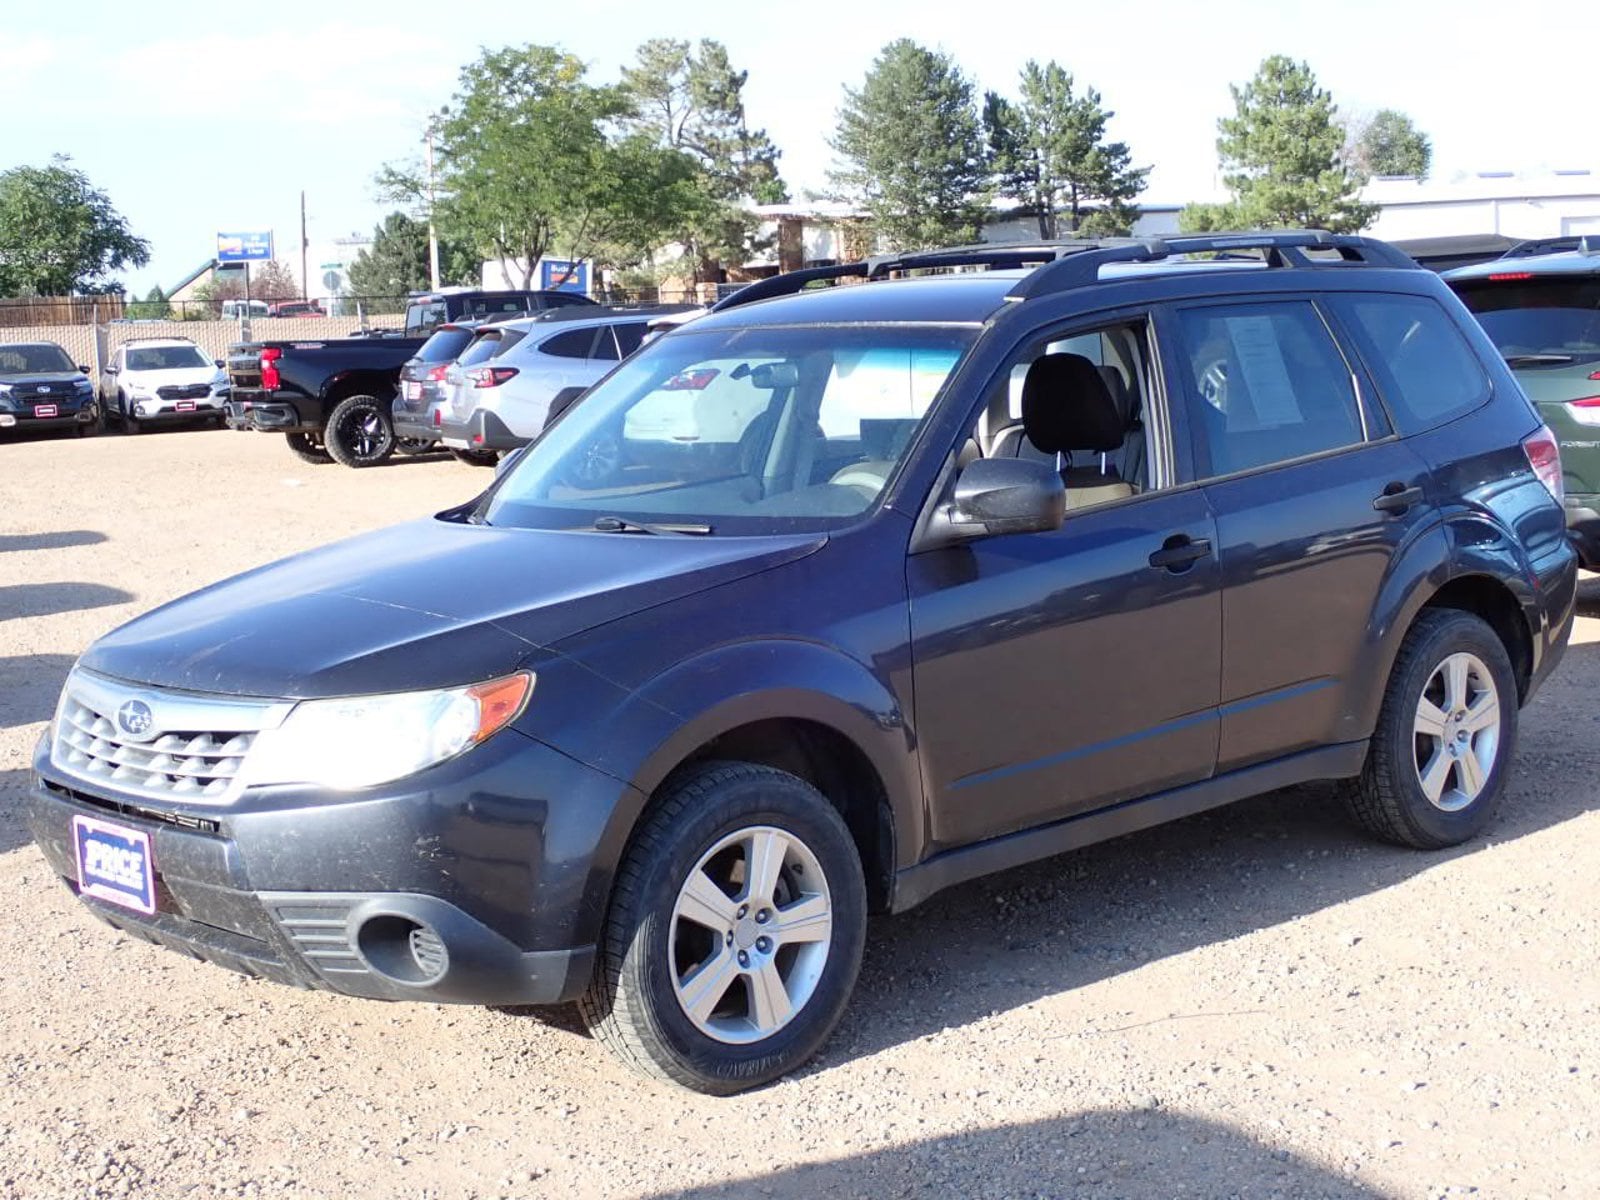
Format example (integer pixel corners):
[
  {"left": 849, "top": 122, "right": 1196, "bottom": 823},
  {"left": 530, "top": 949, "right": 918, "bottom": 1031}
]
[{"left": 1447, "top": 240, "right": 1600, "bottom": 567}]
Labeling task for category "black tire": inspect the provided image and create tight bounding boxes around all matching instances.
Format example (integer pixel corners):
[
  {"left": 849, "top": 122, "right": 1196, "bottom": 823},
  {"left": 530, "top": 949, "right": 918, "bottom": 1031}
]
[
  {"left": 284, "top": 431, "right": 334, "bottom": 465},
  {"left": 324, "top": 394, "right": 395, "bottom": 468},
  {"left": 579, "top": 762, "right": 867, "bottom": 1095},
  {"left": 95, "top": 401, "right": 111, "bottom": 434},
  {"left": 395, "top": 437, "right": 434, "bottom": 456},
  {"left": 120, "top": 393, "right": 141, "bottom": 435},
  {"left": 1344, "top": 609, "right": 1518, "bottom": 849},
  {"left": 449, "top": 448, "right": 499, "bottom": 468}
]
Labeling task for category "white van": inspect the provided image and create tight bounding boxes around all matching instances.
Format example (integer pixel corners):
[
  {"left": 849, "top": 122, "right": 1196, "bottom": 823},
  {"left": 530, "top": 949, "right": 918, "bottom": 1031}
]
[{"left": 221, "top": 300, "right": 271, "bottom": 320}]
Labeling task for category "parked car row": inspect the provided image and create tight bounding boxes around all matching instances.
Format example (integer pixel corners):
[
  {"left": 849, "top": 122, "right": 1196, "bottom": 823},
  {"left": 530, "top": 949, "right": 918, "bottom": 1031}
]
[{"left": 0, "top": 336, "right": 232, "bottom": 438}]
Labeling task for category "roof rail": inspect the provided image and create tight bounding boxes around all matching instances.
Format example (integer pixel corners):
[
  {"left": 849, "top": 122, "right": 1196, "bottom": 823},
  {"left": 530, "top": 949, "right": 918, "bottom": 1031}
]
[
  {"left": 709, "top": 241, "right": 1115, "bottom": 313},
  {"left": 708, "top": 231, "right": 1418, "bottom": 314},
  {"left": 1006, "top": 231, "right": 1418, "bottom": 300}
]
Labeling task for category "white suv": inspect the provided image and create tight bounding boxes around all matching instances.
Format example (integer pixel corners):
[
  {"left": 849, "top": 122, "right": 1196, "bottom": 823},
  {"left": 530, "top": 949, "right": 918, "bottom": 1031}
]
[{"left": 100, "top": 338, "right": 230, "bottom": 433}]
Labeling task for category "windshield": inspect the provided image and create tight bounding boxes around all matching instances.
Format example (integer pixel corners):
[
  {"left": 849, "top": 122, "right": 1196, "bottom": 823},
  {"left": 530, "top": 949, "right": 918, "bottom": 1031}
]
[
  {"left": 481, "top": 323, "right": 974, "bottom": 535},
  {"left": 126, "top": 345, "right": 210, "bottom": 371},
  {"left": 0, "top": 343, "right": 75, "bottom": 374},
  {"left": 1454, "top": 277, "right": 1600, "bottom": 365}
]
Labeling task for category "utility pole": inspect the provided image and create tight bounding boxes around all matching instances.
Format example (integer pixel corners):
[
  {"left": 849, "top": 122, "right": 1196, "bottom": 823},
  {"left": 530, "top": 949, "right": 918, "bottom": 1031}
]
[
  {"left": 424, "top": 124, "right": 441, "bottom": 291},
  {"left": 300, "top": 191, "right": 310, "bottom": 302}
]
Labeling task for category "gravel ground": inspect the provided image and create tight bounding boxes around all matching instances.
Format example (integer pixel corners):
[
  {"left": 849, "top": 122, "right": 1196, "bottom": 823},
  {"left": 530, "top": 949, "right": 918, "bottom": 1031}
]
[{"left": 2, "top": 427, "right": 1597, "bottom": 1200}]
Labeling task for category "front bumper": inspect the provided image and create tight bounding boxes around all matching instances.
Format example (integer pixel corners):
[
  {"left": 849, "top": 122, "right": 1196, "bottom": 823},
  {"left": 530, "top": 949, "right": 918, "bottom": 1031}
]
[
  {"left": 0, "top": 405, "right": 96, "bottom": 432},
  {"left": 127, "top": 397, "right": 226, "bottom": 422},
  {"left": 440, "top": 409, "right": 527, "bottom": 453},
  {"left": 26, "top": 728, "right": 637, "bottom": 1006},
  {"left": 1564, "top": 493, "right": 1600, "bottom": 570}
]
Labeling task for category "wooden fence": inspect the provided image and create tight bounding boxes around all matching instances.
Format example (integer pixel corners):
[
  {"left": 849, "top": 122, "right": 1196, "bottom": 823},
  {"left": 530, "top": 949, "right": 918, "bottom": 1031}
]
[{"left": 0, "top": 296, "right": 125, "bottom": 328}]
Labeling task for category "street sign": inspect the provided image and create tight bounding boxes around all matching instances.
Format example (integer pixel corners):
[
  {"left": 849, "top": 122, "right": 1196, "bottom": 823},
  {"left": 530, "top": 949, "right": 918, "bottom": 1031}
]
[
  {"left": 217, "top": 232, "right": 274, "bottom": 262},
  {"left": 539, "top": 258, "right": 589, "bottom": 294}
]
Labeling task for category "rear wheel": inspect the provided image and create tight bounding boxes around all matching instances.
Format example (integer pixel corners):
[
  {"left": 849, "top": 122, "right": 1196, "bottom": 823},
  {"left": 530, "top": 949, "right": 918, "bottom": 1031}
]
[
  {"left": 449, "top": 448, "right": 499, "bottom": 468},
  {"left": 284, "top": 431, "right": 334, "bottom": 465},
  {"left": 579, "top": 763, "right": 866, "bottom": 1095},
  {"left": 1344, "top": 609, "right": 1517, "bottom": 849},
  {"left": 395, "top": 437, "right": 434, "bottom": 456},
  {"left": 325, "top": 395, "right": 395, "bottom": 468}
]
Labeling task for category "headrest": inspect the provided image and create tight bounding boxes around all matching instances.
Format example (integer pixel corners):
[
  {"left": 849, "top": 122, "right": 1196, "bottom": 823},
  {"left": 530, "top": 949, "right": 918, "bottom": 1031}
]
[{"left": 1021, "top": 353, "right": 1125, "bottom": 455}]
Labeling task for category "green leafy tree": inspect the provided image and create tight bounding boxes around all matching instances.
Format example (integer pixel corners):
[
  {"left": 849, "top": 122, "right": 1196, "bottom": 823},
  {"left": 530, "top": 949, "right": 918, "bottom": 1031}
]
[
  {"left": 983, "top": 61, "right": 1149, "bottom": 238},
  {"left": 1348, "top": 109, "right": 1433, "bottom": 180},
  {"left": 830, "top": 40, "right": 990, "bottom": 251},
  {"left": 345, "top": 212, "right": 477, "bottom": 297},
  {"left": 0, "top": 155, "right": 149, "bottom": 296},
  {"left": 380, "top": 45, "right": 706, "bottom": 288},
  {"left": 1181, "top": 55, "right": 1377, "bottom": 234},
  {"left": 621, "top": 38, "right": 787, "bottom": 279},
  {"left": 126, "top": 285, "right": 171, "bottom": 320}
]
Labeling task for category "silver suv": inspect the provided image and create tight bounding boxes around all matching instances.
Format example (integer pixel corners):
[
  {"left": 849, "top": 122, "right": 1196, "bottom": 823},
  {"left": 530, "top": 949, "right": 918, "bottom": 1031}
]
[{"left": 439, "top": 307, "right": 694, "bottom": 456}]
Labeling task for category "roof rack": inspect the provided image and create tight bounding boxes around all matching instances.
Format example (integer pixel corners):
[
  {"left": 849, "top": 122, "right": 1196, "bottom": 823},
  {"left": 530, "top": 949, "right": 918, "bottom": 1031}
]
[
  {"left": 710, "top": 231, "right": 1418, "bottom": 313},
  {"left": 1006, "top": 231, "right": 1417, "bottom": 300}
]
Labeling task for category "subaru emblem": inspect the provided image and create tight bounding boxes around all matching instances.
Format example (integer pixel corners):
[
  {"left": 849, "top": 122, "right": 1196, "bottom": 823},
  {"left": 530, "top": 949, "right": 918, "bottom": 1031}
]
[
  {"left": 117, "top": 700, "right": 155, "bottom": 739},
  {"left": 39, "top": 384, "right": 52, "bottom": 393}
]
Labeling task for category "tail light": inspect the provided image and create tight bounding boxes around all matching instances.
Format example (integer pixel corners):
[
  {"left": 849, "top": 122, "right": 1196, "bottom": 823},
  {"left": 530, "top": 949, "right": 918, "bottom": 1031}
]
[
  {"left": 259, "top": 347, "right": 282, "bottom": 391},
  {"left": 1488, "top": 272, "right": 1534, "bottom": 282},
  {"left": 467, "top": 367, "right": 518, "bottom": 388},
  {"left": 426, "top": 364, "right": 450, "bottom": 382},
  {"left": 432, "top": 407, "right": 442, "bottom": 428},
  {"left": 1522, "top": 425, "right": 1564, "bottom": 505},
  {"left": 1569, "top": 396, "right": 1600, "bottom": 428}
]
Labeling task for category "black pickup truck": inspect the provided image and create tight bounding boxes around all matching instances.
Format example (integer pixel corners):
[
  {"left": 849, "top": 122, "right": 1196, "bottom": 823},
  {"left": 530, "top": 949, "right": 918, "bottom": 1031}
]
[{"left": 226, "top": 331, "right": 426, "bottom": 466}]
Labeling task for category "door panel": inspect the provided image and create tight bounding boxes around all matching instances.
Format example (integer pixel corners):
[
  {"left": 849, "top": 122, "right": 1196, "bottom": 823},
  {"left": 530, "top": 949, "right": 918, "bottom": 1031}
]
[
  {"left": 908, "top": 489, "right": 1222, "bottom": 850},
  {"left": 1202, "top": 440, "right": 1437, "bottom": 770}
]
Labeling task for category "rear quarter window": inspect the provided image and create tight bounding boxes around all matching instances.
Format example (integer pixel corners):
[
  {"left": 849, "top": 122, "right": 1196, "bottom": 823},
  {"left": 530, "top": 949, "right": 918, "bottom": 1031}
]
[{"left": 1335, "top": 294, "right": 1490, "bottom": 434}]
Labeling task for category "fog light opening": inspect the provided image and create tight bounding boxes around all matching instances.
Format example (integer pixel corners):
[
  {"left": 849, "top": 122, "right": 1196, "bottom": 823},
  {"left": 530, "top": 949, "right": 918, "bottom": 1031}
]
[{"left": 356, "top": 914, "right": 448, "bottom": 984}]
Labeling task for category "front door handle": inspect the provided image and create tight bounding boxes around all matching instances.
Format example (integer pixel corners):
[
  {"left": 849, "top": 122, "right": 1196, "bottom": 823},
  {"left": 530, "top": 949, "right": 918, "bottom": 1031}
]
[
  {"left": 1373, "top": 483, "right": 1424, "bottom": 515},
  {"left": 1148, "top": 534, "right": 1213, "bottom": 572}
]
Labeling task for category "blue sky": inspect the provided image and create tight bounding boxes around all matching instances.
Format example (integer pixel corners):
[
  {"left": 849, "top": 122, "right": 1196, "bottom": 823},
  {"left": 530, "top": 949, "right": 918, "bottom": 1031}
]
[{"left": 6, "top": 0, "right": 1596, "bottom": 293}]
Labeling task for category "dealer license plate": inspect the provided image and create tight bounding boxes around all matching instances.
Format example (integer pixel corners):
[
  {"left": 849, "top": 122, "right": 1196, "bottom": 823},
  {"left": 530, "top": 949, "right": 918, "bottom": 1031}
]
[
  {"left": 33, "top": 404, "right": 58, "bottom": 418},
  {"left": 176, "top": 401, "right": 196, "bottom": 412},
  {"left": 72, "top": 815, "right": 156, "bottom": 914}
]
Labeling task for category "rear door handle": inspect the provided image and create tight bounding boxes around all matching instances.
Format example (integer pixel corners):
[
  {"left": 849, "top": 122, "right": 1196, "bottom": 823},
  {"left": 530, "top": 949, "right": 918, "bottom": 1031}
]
[
  {"left": 1373, "top": 483, "right": 1424, "bottom": 514},
  {"left": 1148, "top": 535, "right": 1213, "bottom": 572}
]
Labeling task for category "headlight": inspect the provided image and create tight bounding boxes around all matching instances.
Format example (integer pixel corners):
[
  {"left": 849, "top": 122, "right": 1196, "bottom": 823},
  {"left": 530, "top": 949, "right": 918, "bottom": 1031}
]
[{"left": 243, "top": 672, "right": 533, "bottom": 790}]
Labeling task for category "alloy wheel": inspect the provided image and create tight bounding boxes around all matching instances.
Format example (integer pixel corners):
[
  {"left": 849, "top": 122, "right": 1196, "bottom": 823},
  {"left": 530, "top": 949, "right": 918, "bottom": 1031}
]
[
  {"left": 669, "top": 825, "right": 833, "bottom": 1045},
  {"left": 1413, "top": 651, "right": 1501, "bottom": 812}
]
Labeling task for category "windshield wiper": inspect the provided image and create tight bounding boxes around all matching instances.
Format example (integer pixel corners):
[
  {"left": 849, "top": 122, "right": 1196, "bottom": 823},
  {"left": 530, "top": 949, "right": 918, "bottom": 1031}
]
[
  {"left": 1504, "top": 353, "right": 1575, "bottom": 366},
  {"left": 592, "top": 515, "right": 713, "bottom": 536}
]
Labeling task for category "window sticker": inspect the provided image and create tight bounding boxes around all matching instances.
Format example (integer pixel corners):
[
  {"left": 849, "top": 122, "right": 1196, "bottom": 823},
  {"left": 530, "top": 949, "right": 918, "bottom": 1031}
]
[{"left": 1223, "top": 315, "right": 1304, "bottom": 427}]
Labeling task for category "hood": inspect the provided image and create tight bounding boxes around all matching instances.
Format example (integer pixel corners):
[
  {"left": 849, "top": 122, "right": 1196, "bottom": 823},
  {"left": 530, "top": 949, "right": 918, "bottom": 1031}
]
[
  {"left": 125, "top": 366, "right": 224, "bottom": 388},
  {"left": 80, "top": 517, "right": 824, "bottom": 699},
  {"left": 0, "top": 370, "right": 86, "bottom": 386}
]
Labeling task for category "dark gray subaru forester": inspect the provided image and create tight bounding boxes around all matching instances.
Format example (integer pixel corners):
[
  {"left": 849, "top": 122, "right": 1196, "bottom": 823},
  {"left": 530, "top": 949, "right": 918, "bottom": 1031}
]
[{"left": 27, "top": 233, "right": 1577, "bottom": 1093}]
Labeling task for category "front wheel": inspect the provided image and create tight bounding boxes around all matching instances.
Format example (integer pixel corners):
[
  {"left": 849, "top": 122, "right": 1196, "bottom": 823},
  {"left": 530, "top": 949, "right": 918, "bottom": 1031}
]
[
  {"left": 1344, "top": 609, "right": 1517, "bottom": 849},
  {"left": 325, "top": 395, "right": 395, "bottom": 468},
  {"left": 579, "top": 763, "right": 867, "bottom": 1095}
]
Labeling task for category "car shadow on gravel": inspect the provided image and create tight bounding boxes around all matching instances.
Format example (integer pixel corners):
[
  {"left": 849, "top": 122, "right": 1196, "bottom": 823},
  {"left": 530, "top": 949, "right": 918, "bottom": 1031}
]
[
  {"left": 819, "top": 638, "right": 1600, "bottom": 1068},
  {"left": 0, "top": 652, "right": 77, "bottom": 731},
  {"left": 0, "top": 767, "right": 39, "bottom": 856},
  {"left": 635, "top": 1109, "right": 1392, "bottom": 1199},
  {"left": 0, "top": 530, "right": 107, "bottom": 553},
  {"left": 0, "top": 582, "right": 134, "bottom": 622}
]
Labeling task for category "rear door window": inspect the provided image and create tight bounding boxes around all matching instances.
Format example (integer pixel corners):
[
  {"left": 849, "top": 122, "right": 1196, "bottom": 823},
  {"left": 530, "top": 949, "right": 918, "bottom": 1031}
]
[
  {"left": 612, "top": 322, "right": 649, "bottom": 358},
  {"left": 1334, "top": 294, "right": 1490, "bottom": 434},
  {"left": 540, "top": 328, "right": 599, "bottom": 359},
  {"left": 1174, "top": 300, "right": 1366, "bottom": 478},
  {"left": 406, "top": 301, "right": 447, "bottom": 333}
]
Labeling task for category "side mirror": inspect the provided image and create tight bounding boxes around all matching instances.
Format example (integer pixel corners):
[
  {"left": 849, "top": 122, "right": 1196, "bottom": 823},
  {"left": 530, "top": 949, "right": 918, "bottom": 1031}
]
[
  {"left": 937, "top": 457, "right": 1065, "bottom": 541},
  {"left": 78, "top": 365, "right": 90, "bottom": 374},
  {"left": 546, "top": 385, "right": 587, "bottom": 426},
  {"left": 214, "top": 358, "right": 225, "bottom": 368}
]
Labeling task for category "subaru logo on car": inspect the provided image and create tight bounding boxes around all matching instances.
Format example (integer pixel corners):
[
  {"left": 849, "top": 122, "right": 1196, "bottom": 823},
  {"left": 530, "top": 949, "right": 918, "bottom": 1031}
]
[
  {"left": 117, "top": 700, "right": 154, "bottom": 739},
  {"left": 38, "top": 385, "right": 52, "bottom": 393}
]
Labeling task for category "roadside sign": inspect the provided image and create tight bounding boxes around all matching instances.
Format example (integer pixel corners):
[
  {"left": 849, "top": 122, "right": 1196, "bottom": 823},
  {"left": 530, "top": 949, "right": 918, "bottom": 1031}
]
[
  {"left": 539, "top": 258, "right": 589, "bottom": 294},
  {"left": 217, "top": 232, "right": 274, "bottom": 262}
]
